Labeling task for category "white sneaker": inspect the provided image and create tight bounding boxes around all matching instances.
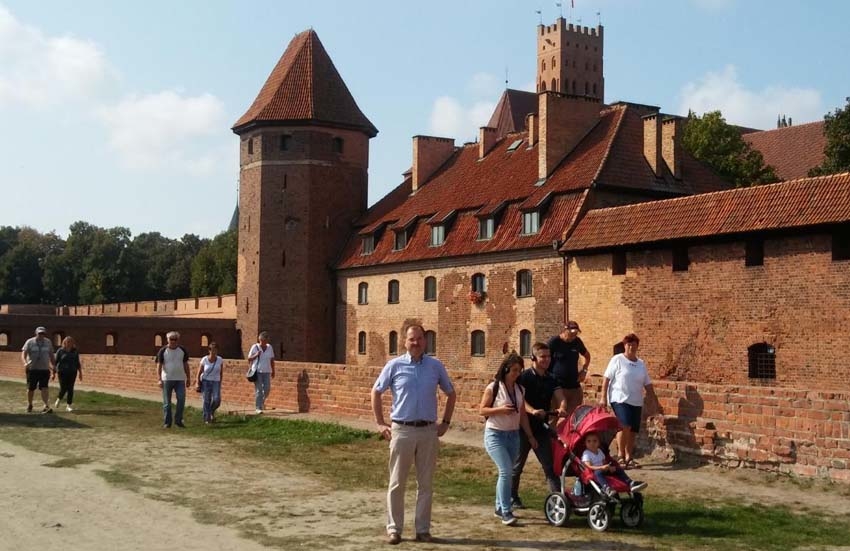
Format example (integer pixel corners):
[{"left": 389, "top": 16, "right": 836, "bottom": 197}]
[
  {"left": 54, "top": 398, "right": 60, "bottom": 408},
  {"left": 66, "top": 405, "right": 73, "bottom": 412},
  {"left": 255, "top": 409, "right": 263, "bottom": 414}
]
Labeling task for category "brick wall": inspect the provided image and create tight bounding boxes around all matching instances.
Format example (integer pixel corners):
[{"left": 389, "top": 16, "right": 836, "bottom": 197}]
[
  {"left": 59, "top": 295, "right": 237, "bottom": 319},
  {"left": 1, "top": 350, "right": 846, "bottom": 482}
]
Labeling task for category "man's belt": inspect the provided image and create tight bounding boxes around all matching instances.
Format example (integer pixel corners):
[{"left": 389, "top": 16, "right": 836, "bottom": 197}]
[{"left": 392, "top": 420, "right": 434, "bottom": 427}]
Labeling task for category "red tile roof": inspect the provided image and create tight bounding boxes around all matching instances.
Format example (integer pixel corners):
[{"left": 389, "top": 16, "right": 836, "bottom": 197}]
[
  {"left": 743, "top": 121, "right": 826, "bottom": 180},
  {"left": 487, "top": 89, "right": 539, "bottom": 138},
  {"left": 564, "top": 173, "right": 850, "bottom": 252},
  {"left": 233, "top": 30, "right": 377, "bottom": 136}
]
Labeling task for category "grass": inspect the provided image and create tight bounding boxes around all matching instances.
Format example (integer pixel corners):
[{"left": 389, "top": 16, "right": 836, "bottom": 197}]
[{"left": 1, "top": 381, "right": 849, "bottom": 550}]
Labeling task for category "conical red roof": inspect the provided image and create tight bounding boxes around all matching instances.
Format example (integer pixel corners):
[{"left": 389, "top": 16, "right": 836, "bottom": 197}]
[{"left": 233, "top": 30, "right": 377, "bottom": 137}]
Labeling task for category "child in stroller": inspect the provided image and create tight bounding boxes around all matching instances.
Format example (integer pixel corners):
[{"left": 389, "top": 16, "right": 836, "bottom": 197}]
[
  {"left": 544, "top": 405, "right": 647, "bottom": 532},
  {"left": 582, "top": 432, "right": 647, "bottom": 498}
]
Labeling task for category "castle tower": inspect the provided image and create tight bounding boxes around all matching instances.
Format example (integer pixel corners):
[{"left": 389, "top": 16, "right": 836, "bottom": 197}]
[
  {"left": 232, "top": 30, "right": 377, "bottom": 361},
  {"left": 537, "top": 18, "right": 604, "bottom": 100}
]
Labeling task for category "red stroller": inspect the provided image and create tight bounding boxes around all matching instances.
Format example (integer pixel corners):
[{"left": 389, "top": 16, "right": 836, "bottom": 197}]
[{"left": 543, "top": 405, "right": 645, "bottom": 531}]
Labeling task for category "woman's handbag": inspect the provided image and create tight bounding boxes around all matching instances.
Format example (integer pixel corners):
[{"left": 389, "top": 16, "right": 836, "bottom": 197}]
[{"left": 246, "top": 362, "right": 258, "bottom": 382}]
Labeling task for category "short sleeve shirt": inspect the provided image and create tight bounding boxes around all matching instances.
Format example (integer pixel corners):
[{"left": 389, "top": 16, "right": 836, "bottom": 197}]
[
  {"left": 581, "top": 448, "right": 606, "bottom": 467},
  {"left": 603, "top": 353, "right": 651, "bottom": 407},
  {"left": 484, "top": 381, "right": 525, "bottom": 432},
  {"left": 517, "top": 367, "right": 557, "bottom": 429},
  {"left": 249, "top": 343, "right": 275, "bottom": 373},
  {"left": 547, "top": 335, "right": 588, "bottom": 389},
  {"left": 199, "top": 356, "right": 222, "bottom": 382},
  {"left": 22, "top": 337, "right": 53, "bottom": 370},
  {"left": 156, "top": 346, "right": 189, "bottom": 381},
  {"left": 373, "top": 353, "right": 454, "bottom": 423}
]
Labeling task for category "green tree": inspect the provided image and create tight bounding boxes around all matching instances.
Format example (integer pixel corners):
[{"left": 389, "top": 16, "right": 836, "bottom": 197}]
[
  {"left": 682, "top": 110, "right": 779, "bottom": 187},
  {"left": 0, "top": 241, "right": 44, "bottom": 303},
  {"left": 809, "top": 97, "right": 850, "bottom": 177},
  {"left": 190, "top": 229, "right": 237, "bottom": 297}
]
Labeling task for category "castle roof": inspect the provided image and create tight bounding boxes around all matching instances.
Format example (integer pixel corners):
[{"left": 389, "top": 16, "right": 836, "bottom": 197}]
[
  {"left": 336, "top": 103, "right": 730, "bottom": 270},
  {"left": 232, "top": 30, "right": 377, "bottom": 137},
  {"left": 743, "top": 121, "right": 826, "bottom": 180},
  {"left": 487, "top": 89, "right": 539, "bottom": 138},
  {"left": 564, "top": 172, "right": 850, "bottom": 252}
]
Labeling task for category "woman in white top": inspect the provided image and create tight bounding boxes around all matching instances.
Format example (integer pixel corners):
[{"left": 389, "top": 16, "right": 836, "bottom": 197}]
[
  {"left": 479, "top": 352, "right": 537, "bottom": 526},
  {"left": 248, "top": 331, "right": 275, "bottom": 414},
  {"left": 600, "top": 333, "right": 654, "bottom": 469},
  {"left": 197, "top": 342, "right": 224, "bottom": 424}
]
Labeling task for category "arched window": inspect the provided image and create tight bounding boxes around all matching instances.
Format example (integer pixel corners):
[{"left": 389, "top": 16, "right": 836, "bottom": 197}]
[
  {"left": 424, "top": 276, "right": 437, "bottom": 301},
  {"left": 519, "top": 330, "right": 531, "bottom": 357},
  {"left": 516, "top": 270, "right": 533, "bottom": 297},
  {"left": 201, "top": 334, "right": 210, "bottom": 347},
  {"left": 105, "top": 333, "right": 116, "bottom": 348},
  {"left": 425, "top": 331, "right": 437, "bottom": 355},
  {"left": 358, "top": 282, "right": 368, "bottom": 305},
  {"left": 585, "top": 81, "right": 589, "bottom": 95},
  {"left": 0, "top": 332, "right": 8, "bottom": 347},
  {"left": 540, "top": 80, "right": 547, "bottom": 92},
  {"left": 53, "top": 332, "right": 64, "bottom": 347},
  {"left": 155, "top": 334, "right": 163, "bottom": 347},
  {"left": 358, "top": 331, "right": 367, "bottom": 355},
  {"left": 332, "top": 137, "right": 344, "bottom": 154},
  {"left": 542, "top": 60, "right": 546, "bottom": 71},
  {"left": 551, "top": 78, "right": 557, "bottom": 91},
  {"left": 748, "top": 343, "right": 776, "bottom": 379},
  {"left": 389, "top": 331, "right": 398, "bottom": 355},
  {"left": 388, "top": 280, "right": 400, "bottom": 304},
  {"left": 552, "top": 56, "right": 556, "bottom": 68},
  {"left": 471, "top": 273, "right": 487, "bottom": 293},
  {"left": 471, "top": 331, "right": 486, "bottom": 356}
]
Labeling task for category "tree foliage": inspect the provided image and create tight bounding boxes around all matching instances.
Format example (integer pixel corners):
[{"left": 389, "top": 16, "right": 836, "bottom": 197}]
[
  {"left": 682, "top": 110, "right": 779, "bottom": 187},
  {"left": 0, "top": 222, "right": 237, "bottom": 306},
  {"left": 809, "top": 97, "right": 850, "bottom": 177}
]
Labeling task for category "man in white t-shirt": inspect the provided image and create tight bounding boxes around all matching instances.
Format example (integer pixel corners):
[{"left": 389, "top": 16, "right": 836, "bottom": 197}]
[{"left": 156, "top": 331, "right": 190, "bottom": 428}]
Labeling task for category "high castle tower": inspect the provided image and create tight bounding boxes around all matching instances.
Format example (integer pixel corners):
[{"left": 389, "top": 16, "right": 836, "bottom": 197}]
[
  {"left": 232, "top": 30, "right": 377, "bottom": 361},
  {"left": 537, "top": 18, "right": 604, "bottom": 101}
]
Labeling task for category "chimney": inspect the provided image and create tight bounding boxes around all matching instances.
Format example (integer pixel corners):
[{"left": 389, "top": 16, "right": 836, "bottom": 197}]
[
  {"left": 538, "top": 92, "right": 601, "bottom": 179},
  {"left": 479, "top": 127, "right": 497, "bottom": 159},
  {"left": 661, "top": 117, "right": 682, "bottom": 179},
  {"left": 642, "top": 113, "right": 663, "bottom": 177},
  {"left": 412, "top": 135, "right": 455, "bottom": 193},
  {"left": 526, "top": 113, "right": 538, "bottom": 147}
]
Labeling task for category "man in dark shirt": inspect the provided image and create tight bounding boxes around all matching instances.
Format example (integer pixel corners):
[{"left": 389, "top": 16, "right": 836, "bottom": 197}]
[
  {"left": 547, "top": 320, "right": 591, "bottom": 419},
  {"left": 510, "top": 342, "right": 560, "bottom": 508}
]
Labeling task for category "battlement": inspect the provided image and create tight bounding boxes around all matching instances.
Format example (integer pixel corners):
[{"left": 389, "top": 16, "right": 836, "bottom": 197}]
[{"left": 539, "top": 17, "right": 603, "bottom": 38}]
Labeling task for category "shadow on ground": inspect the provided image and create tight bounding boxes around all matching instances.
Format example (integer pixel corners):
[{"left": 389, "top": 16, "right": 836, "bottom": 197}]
[{"left": 0, "top": 412, "right": 89, "bottom": 429}]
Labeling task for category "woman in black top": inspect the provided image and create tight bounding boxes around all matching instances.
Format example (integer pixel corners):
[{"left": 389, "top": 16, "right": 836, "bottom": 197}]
[{"left": 54, "top": 336, "right": 83, "bottom": 412}]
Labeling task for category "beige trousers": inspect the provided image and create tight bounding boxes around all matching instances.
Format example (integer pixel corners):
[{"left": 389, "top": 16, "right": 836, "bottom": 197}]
[{"left": 386, "top": 423, "right": 439, "bottom": 535}]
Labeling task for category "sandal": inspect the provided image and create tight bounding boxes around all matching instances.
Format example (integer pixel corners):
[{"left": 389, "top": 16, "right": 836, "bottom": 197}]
[{"left": 624, "top": 459, "right": 641, "bottom": 470}]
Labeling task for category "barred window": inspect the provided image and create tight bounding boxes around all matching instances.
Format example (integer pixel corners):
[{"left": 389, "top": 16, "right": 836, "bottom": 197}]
[{"left": 748, "top": 343, "right": 776, "bottom": 379}]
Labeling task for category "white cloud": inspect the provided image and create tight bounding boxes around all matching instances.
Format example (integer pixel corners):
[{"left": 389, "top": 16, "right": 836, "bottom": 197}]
[
  {"left": 677, "top": 65, "right": 822, "bottom": 129},
  {"left": 467, "top": 72, "right": 500, "bottom": 98},
  {"left": 97, "top": 90, "right": 227, "bottom": 172},
  {"left": 0, "top": 5, "right": 110, "bottom": 108},
  {"left": 428, "top": 96, "right": 496, "bottom": 142}
]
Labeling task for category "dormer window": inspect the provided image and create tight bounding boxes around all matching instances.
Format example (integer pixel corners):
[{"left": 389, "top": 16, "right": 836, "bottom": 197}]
[
  {"left": 521, "top": 211, "right": 540, "bottom": 235},
  {"left": 362, "top": 235, "right": 375, "bottom": 255},
  {"left": 479, "top": 217, "right": 495, "bottom": 240},
  {"left": 394, "top": 230, "right": 408, "bottom": 250},
  {"left": 430, "top": 225, "right": 445, "bottom": 247}
]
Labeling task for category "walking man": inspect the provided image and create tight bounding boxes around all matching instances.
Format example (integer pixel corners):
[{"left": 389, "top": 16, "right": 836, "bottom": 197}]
[
  {"left": 21, "top": 326, "right": 55, "bottom": 413},
  {"left": 371, "top": 324, "right": 456, "bottom": 545},
  {"left": 548, "top": 320, "right": 591, "bottom": 418},
  {"left": 511, "top": 342, "right": 561, "bottom": 507},
  {"left": 156, "top": 331, "right": 190, "bottom": 428}
]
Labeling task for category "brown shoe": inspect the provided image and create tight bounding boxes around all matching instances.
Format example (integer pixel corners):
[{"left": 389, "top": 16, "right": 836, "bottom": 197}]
[
  {"left": 387, "top": 532, "right": 401, "bottom": 545},
  {"left": 415, "top": 532, "right": 434, "bottom": 543}
]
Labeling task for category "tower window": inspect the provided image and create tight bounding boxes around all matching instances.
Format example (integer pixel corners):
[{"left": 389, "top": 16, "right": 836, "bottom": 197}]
[
  {"left": 612, "top": 251, "right": 627, "bottom": 275},
  {"left": 540, "top": 80, "right": 547, "bottom": 92},
  {"left": 424, "top": 276, "right": 437, "bottom": 301},
  {"left": 280, "top": 135, "right": 292, "bottom": 151},
  {"left": 471, "top": 330, "right": 486, "bottom": 356},
  {"left": 516, "top": 270, "right": 533, "bottom": 297},
  {"left": 247, "top": 138, "right": 253, "bottom": 155},
  {"left": 672, "top": 246, "right": 690, "bottom": 272},
  {"left": 748, "top": 343, "right": 776, "bottom": 379},
  {"left": 519, "top": 330, "right": 531, "bottom": 357},
  {"left": 551, "top": 78, "right": 557, "bottom": 92},
  {"left": 389, "top": 331, "right": 398, "bottom": 355},
  {"left": 358, "top": 282, "right": 368, "bottom": 305},
  {"left": 479, "top": 217, "right": 495, "bottom": 240},
  {"left": 471, "top": 273, "right": 487, "bottom": 293},
  {"left": 745, "top": 239, "right": 764, "bottom": 267},
  {"left": 552, "top": 57, "right": 556, "bottom": 68},
  {"left": 542, "top": 60, "right": 546, "bottom": 71},
  {"left": 425, "top": 331, "right": 437, "bottom": 355},
  {"left": 388, "top": 280, "right": 400, "bottom": 304},
  {"left": 358, "top": 332, "right": 366, "bottom": 355},
  {"left": 332, "top": 137, "right": 344, "bottom": 154}
]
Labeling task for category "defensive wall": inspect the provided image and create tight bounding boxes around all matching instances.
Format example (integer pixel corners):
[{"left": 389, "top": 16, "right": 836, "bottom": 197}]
[
  {"left": 1, "top": 351, "right": 846, "bottom": 483},
  {"left": 55, "top": 294, "right": 237, "bottom": 319}
]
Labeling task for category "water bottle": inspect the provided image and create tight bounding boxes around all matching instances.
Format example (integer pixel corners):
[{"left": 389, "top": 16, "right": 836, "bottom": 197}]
[{"left": 573, "top": 478, "right": 583, "bottom": 496}]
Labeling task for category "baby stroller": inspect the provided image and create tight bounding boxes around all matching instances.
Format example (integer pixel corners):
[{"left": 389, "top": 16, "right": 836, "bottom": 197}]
[{"left": 543, "top": 405, "right": 645, "bottom": 532}]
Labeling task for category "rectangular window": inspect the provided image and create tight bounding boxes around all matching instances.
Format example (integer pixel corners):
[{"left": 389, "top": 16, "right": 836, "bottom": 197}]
[
  {"left": 833, "top": 227, "right": 850, "bottom": 261},
  {"left": 280, "top": 135, "right": 291, "bottom": 151},
  {"left": 394, "top": 230, "right": 407, "bottom": 251},
  {"left": 612, "top": 251, "right": 627, "bottom": 275},
  {"left": 479, "top": 217, "right": 495, "bottom": 240},
  {"left": 522, "top": 211, "right": 540, "bottom": 235},
  {"left": 361, "top": 235, "right": 375, "bottom": 255},
  {"left": 430, "top": 225, "right": 445, "bottom": 247},
  {"left": 672, "top": 246, "right": 689, "bottom": 272},
  {"left": 247, "top": 138, "right": 254, "bottom": 155},
  {"left": 745, "top": 239, "right": 764, "bottom": 267}
]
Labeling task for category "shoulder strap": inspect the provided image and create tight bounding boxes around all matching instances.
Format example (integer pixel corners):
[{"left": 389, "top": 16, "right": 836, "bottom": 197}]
[{"left": 489, "top": 380, "right": 500, "bottom": 408}]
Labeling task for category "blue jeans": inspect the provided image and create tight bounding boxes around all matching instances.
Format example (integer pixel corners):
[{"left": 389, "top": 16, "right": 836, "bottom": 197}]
[
  {"left": 254, "top": 372, "right": 271, "bottom": 410},
  {"left": 201, "top": 380, "right": 221, "bottom": 422},
  {"left": 484, "top": 428, "right": 520, "bottom": 514},
  {"left": 162, "top": 380, "right": 186, "bottom": 426}
]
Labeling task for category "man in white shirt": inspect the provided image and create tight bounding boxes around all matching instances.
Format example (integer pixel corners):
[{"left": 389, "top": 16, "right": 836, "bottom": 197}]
[{"left": 156, "top": 331, "right": 190, "bottom": 428}]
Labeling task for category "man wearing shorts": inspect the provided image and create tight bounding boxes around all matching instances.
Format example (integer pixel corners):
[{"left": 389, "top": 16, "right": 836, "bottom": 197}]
[
  {"left": 21, "top": 326, "right": 56, "bottom": 413},
  {"left": 547, "top": 321, "right": 590, "bottom": 418}
]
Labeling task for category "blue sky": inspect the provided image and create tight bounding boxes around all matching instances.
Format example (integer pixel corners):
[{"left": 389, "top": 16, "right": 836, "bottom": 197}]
[{"left": 1, "top": 0, "right": 848, "bottom": 239}]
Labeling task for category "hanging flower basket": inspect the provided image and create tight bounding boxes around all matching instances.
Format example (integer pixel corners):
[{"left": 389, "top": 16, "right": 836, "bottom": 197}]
[{"left": 468, "top": 291, "right": 485, "bottom": 305}]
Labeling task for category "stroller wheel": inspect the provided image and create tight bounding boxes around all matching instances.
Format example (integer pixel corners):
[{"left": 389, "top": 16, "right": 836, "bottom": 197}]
[
  {"left": 587, "top": 501, "right": 611, "bottom": 532},
  {"left": 544, "top": 492, "right": 570, "bottom": 527},
  {"left": 620, "top": 495, "right": 644, "bottom": 528}
]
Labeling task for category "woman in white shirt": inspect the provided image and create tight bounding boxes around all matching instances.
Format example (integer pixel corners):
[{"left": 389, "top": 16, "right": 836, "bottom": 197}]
[
  {"left": 479, "top": 353, "right": 537, "bottom": 526},
  {"left": 248, "top": 331, "right": 275, "bottom": 414},
  {"left": 600, "top": 333, "right": 654, "bottom": 469},
  {"left": 197, "top": 342, "right": 224, "bottom": 424}
]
